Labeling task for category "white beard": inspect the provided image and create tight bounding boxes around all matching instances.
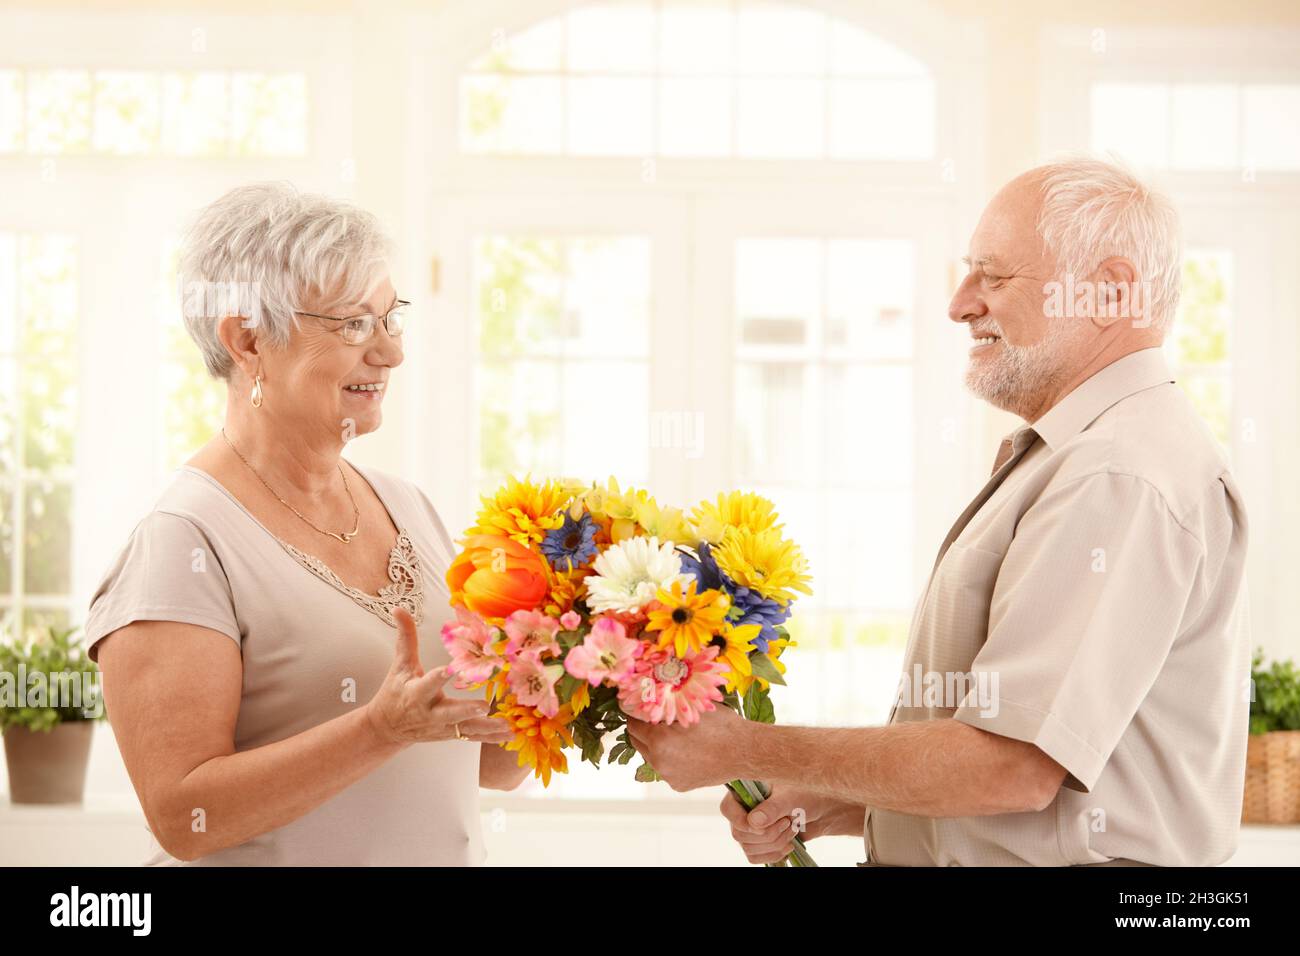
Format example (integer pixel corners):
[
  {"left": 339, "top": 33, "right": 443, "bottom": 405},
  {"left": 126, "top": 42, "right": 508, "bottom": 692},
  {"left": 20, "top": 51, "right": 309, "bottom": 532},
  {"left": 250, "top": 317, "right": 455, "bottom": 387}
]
[{"left": 965, "top": 315, "right": 1094, "bottom": 420}]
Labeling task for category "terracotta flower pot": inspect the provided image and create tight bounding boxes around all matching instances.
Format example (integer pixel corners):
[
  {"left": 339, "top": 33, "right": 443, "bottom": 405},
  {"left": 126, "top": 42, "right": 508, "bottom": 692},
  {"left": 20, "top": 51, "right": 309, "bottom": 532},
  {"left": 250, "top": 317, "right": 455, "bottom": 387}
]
[{"left": 3, "top": 721, "right": 94, "bottom": 805}]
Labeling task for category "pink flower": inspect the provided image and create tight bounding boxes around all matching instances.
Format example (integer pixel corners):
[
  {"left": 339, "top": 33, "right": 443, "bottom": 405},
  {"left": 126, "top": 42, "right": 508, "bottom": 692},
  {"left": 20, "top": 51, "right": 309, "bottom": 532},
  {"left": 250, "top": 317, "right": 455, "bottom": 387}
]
[
  {"left": 440, "top": 608, "right": 504, "bottom": 685},
  {"left": 503, "top": 610, "right": 562, "bottom": 661},
  {"left": 508, "top": 653, "right": 565, "bottom": 718},
  {"left": 564, "top": 616, "right": 641, "bottom": 687},
  {"left": 559, "top": 610, "right": 582, "bottom": 631},
  {"left": 617, "top": 643, "right": 728, "bottom": 726}
]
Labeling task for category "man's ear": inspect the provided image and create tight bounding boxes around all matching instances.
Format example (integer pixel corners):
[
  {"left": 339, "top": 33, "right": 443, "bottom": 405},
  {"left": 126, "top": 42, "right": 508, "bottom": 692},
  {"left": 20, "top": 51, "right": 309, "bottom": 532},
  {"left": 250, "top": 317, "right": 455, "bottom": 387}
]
[
  {"left": 1092, "top": 256, "right": 1139, "bottom": 329},
  {"left": 215, "top": 313, "right": 260, "bottom": 380}
]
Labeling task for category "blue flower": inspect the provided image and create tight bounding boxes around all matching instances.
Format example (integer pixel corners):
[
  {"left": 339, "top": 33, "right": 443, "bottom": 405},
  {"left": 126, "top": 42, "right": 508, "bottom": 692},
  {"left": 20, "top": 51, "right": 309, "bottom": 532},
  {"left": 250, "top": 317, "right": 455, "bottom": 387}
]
[
  {"left": 540, "top": 513, "right": 598, "bottom": 571},
  {"left": 729, "top": 586, "right": 791, "bottom": 654},
  {"left": 679, "top": 542, "right": 726, "bottom": 592},
  {"left": 681, "top": 542, "right": 789, "bottom": 652}
]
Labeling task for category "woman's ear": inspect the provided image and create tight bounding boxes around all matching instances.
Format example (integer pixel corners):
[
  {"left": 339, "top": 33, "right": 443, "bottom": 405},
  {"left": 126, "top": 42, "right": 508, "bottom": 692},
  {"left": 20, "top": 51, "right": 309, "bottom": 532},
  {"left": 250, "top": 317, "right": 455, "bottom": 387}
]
[{"left": 215, "top": 313, "right": 261, "bottom": 380}]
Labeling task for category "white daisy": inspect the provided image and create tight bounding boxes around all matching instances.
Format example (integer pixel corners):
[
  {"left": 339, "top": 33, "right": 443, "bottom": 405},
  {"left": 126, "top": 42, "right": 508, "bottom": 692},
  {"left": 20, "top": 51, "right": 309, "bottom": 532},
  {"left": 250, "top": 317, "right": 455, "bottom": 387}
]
[{"left": 584, "top": 536, "right": 693, "bottom": 614}]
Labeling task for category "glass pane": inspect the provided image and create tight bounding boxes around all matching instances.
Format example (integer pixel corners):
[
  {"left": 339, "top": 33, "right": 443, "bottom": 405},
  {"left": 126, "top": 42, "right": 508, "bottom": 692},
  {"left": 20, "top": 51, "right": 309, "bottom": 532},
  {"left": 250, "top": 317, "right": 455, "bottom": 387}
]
[
  {"left": 829, "top": 77, "right": 935, "bottom": 160},
  {"left": 0, "top": 359, "right": 14, "bottom": 476},
  {"left": 92, "top": 70, "right": 161, "bottom": 155},
  {"left": 823, "top": 488, "right": 913, "bottom": 610},
  {"left": 1179, "top": 374, "right": 1230, "bottom": 447},
  {"left": 563, "top": 238, "right": 650, "bottom": 357},
  {"left": 1170, "top": 85, "right": 1237, "bottom": 170},
  {"left": 737, "top": 2, "right": 826, "bottom": 76},
  {"left": 561, "top": 359, "right": 649, "bottom": 481},
  {"left": 0, "top": 232, "right": 14, "bottom": 353},
  {"left": 782, "top": 612, "right": 910, "bottom": 726},
  {"left": 475, "top": 237, "right": 565, "bottom": 357},
  {"left": 1091, "top": 82, "right": 1168, "bottom": 169},
  {"left": 20, "top": 606, "right": 71, "bottom": 641},
  {"left": 469, "top": 17, "right": 564, "bottom": 73},
  {"left": 18, "top": 234, "right": 77, "bottom": 357},
  {"left": 826, "top": 239, "right": 914, "bottom": 357},
  {"left": 660, "top": 0, "right": 733, "bottom": 75},
  {"left": 159, "top": 239, "right": 223, "bottom": 468},
  {"left": 823, "top": 365, "right": 913, "bottom": 486},
  {"left": 230, "top": 73, "right": 307, "bottom": 157},
  {"left": 22, "top": 479, "right": 72, "bottom": 594},
  {"left": 830, "top": 20, "right": 927, "bottom": 77},
  {"left": 161, "top": 72, "right": 230, "bottom": 156},
  {"left": 0, "top": 70, "right": 21, "bottom": 152},
  {"left": 567, "top": 3, "right": 656, "bottom": 74},
  {"left": 0, "top": 482, "right": 12, "bottom": 595},
  {"left": 736, "top": 238, "right": 820, "bottom": 346},
  {"left": 21, "top": 359, "right": 76, "bottom": 473},
  {"left": 1172, "top": 250, "right": 1232, "bottom": 366},
  {"left": 161, "top": 324, "right": 224, "bottom": 469},
  {"left": 658, "top": 77, "right": 731, "bottom": 157},
  {"left": 1243, "top": 84, "right": 1300, "bottom": 171},
  {"left": 734, "top": 362, "right": 809, "bottom": 483},
  {"left": 737, "top": 77, "right": 824, "bottom": 158},
  {"left": 478, "top": 359, "right": 562, "bottom": 480},
  {"left": 26, "top": 70, "right": 92, "bottom": 154},
  {"left": 460, "top": 76, "right": 564, "bottom": 154},
  {"left": 566, "top": 77, "right": 653, "bottom": 156}
]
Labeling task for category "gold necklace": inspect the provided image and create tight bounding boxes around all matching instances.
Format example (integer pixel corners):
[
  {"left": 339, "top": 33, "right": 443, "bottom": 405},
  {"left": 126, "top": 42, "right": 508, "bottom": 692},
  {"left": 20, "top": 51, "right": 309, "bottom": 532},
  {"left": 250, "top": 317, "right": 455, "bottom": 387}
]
[{"left": 221, "top": 428, "right": 361, "bottom": 543}]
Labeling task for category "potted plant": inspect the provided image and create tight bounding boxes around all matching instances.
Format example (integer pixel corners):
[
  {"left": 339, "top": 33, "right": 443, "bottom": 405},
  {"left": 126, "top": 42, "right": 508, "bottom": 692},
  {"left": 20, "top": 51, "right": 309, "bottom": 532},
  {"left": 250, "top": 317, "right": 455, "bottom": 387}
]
[
  {"left": 1243, "top": 649, "right": 1300, "bottom": 824},
  {"left": 1, "top": 625, "right": 105, "bottom": 805}
]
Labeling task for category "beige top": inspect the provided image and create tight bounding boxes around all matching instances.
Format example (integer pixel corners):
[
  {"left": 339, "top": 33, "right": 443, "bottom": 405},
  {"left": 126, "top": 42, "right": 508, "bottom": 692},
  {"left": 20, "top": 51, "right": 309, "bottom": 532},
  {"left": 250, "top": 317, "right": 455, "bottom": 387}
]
[
  {"left": 84, "top": 463, "right": 485, "bottom": 866},
  {"left": 866, "top": 347, "right": 1251, "bottom": 866}
]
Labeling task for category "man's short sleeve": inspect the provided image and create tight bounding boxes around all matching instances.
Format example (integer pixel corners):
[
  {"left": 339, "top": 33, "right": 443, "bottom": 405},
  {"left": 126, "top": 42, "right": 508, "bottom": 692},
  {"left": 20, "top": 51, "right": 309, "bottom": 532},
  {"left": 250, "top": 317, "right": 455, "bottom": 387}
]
[
  {"left": 952, "top": 470, "right": 1204, "bottom": 792},
  {"left": 84, "top": 511, "right": 242, "bottom": 662}
]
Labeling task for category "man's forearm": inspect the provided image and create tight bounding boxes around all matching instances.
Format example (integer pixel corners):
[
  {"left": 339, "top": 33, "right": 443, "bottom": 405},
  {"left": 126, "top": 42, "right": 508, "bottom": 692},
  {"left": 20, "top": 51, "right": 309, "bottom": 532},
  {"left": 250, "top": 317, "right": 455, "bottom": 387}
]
[{"left": 733, "top": 718, "right": 1054, "bottom": 818}]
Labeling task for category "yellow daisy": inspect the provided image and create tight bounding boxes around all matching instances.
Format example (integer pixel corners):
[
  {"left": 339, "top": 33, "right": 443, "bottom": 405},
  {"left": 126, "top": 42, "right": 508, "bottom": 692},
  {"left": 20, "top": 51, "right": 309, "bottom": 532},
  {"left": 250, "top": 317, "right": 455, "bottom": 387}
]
[
  {"left": 469, "top": 475, "right": 582, "bottom": 547},
  {"left": 691, "top": 491, "right": 783, "bottom": 546},
  {"left": 712, "top": 621, "right": 760, "bottom": 693},
  {"left": 732, "top": 636, "right": 794, "bottom": 696},
  {"left": 712, "top": 526, "right": 813, "bottom": 605},
  {"left": 645, "top": 580, "right": 731, "bottom": 656},
  {"left": 499, "top": 694, "right": 575, "bottom": 787}
]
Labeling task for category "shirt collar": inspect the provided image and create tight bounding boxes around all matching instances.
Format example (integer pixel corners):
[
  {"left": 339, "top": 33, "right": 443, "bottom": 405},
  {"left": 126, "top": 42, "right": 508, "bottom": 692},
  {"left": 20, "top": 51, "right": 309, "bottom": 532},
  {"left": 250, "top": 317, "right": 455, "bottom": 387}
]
[{"left": 1013, "top": 347, "right": 1177, "bottom": 452}]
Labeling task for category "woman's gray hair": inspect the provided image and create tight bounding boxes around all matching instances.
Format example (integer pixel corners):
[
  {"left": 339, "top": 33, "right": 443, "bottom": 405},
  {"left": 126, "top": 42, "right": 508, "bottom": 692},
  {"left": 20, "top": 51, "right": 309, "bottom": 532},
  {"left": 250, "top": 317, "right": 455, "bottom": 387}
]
[
  {"left": 1035, "top": 155, "right": 1183, "bottom": 332},
  {"left": 179, "top": 182, "right": 393, "bottom": 380}
]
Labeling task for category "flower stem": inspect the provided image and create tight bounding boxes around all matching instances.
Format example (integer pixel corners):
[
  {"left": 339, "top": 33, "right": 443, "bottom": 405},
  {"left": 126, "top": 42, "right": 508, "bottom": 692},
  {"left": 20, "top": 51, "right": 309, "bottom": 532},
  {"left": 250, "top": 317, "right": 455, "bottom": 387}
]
[{"left": 726, "top": 778, "right": 818, "bottom": 868}]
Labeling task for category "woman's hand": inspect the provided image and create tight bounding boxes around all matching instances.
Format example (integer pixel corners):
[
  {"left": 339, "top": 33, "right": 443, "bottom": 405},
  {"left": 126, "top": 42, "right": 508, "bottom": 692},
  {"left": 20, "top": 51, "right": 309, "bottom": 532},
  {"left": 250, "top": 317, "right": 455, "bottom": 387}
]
[{"left": 365, "top": 608, "right": 514, "bottom": 746}]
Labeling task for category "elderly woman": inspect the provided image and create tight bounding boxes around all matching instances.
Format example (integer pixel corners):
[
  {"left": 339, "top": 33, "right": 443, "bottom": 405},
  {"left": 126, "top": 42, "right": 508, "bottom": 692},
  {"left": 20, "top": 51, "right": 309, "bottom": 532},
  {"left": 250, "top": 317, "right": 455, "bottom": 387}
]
[{"left": 84, "top": 182, "right": 527, "bottom": 866}]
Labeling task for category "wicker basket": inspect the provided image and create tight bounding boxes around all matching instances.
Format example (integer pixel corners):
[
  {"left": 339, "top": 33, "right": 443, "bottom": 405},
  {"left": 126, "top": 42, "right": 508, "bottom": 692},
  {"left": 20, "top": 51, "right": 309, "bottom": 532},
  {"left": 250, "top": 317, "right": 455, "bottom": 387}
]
[{"left": 1242, "top": 730, "right": 1300, "bottom": 824}]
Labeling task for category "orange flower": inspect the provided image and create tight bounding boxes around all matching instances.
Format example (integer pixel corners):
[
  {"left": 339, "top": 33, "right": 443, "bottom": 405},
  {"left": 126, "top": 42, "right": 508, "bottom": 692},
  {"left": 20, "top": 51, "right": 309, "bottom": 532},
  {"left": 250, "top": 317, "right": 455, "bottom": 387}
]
[
  {"left": 446, "top": 535, "right": 549, "bottom": 624},
  {"left": 499, "top": 694, "right": 575, "bottom": 786}
]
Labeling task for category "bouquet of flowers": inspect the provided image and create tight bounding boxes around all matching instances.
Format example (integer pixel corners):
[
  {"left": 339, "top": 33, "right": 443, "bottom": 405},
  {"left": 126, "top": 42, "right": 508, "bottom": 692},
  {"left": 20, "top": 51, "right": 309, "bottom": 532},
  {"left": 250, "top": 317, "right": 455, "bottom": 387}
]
[{"left": 441, "top": 477, "right": 816, "bottom": 865}]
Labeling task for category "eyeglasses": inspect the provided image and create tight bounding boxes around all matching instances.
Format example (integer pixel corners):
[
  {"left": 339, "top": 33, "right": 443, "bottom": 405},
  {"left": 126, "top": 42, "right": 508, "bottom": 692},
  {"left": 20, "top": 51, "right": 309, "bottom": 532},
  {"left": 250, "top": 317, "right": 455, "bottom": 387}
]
[{"left": 298, "top": 299, "right": 410, "bottom": 345}]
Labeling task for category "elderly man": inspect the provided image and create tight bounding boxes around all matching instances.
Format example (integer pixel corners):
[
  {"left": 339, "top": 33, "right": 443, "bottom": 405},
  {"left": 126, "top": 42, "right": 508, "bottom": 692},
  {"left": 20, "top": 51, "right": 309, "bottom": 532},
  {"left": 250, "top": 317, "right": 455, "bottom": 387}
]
[{"left": 628, "top": 156, "right": 1251, "bottom": 867}]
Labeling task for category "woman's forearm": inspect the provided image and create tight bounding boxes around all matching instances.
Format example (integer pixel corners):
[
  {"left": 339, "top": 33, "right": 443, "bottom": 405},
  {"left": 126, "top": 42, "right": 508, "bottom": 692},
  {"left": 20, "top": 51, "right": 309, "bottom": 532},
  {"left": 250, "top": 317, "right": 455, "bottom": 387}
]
[
  {"left": 153, "top": 704, "right": 407, "bottom": 860},
  {"left": 479, "top": 742, "right": 530, "bottom": 790}
]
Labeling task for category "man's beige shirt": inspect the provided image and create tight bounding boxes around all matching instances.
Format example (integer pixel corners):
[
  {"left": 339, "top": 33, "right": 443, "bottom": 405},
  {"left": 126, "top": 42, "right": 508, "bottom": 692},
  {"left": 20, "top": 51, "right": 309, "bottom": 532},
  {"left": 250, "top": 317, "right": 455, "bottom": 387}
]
[{"left": 864, "top": 347, "right": 1251, "bottom": 866}]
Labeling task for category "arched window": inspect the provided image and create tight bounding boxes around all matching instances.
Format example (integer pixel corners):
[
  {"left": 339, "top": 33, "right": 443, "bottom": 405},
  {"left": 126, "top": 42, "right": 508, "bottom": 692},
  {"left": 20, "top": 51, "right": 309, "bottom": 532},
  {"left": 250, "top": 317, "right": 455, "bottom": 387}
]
[{"left": 458, "top": 0, "right": 935, "bottom": 159}]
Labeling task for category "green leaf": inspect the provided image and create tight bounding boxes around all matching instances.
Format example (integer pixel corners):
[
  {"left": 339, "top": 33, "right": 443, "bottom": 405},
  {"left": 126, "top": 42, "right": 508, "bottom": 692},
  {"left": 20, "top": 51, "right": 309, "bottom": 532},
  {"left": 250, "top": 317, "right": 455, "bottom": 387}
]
[
  {"left": 743, "top": 684, "right": 776, "bottom": 724},
  {"left": 749, "top": 652, "right": 786, "bottom": 687},
  {"left": 634, "top": 761, "right": 662, "bottom": 783}
]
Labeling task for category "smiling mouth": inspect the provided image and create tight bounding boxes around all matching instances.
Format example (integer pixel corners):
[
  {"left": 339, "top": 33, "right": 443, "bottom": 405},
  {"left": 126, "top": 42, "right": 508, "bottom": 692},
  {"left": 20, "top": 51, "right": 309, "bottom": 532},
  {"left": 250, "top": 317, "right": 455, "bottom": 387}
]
[
  {"left": 970, "top": 334, "right": 1001, "bottom": 349},
  {"left": 343, "top": 383, "right": 386, "bottom": 395}
]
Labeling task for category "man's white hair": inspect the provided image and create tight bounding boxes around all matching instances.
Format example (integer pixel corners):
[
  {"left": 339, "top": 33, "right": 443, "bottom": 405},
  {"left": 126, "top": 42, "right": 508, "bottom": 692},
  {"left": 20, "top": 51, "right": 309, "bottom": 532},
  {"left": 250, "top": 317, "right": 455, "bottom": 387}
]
[
  {"left": 179, "top": 181, "right": 393, "bottom": 380},
  {"left": 1034, "top": 155, "right": 1182, "bottom": 331}
]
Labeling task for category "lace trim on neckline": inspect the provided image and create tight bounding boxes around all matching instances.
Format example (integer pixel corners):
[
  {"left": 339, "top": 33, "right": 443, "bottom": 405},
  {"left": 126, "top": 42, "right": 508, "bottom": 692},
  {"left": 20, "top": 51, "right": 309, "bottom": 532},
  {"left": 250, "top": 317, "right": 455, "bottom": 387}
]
[{"left": 278, "top": 528, "right": 425, "bottom": 628}]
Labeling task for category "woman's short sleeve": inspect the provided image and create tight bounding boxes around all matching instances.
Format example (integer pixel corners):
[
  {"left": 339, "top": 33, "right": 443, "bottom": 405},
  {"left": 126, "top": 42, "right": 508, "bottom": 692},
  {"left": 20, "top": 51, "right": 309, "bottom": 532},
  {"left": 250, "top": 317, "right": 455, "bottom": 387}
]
[{"left": 83, "top": 510, "right": 242, "bottom": 662}]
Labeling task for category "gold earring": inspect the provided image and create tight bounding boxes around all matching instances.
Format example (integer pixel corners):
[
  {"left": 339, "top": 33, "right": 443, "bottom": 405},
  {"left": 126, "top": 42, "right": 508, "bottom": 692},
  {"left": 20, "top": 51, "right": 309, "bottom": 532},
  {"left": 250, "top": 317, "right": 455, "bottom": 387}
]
[{"left": 251, "top": 375, "right": 263, "bottom": 408}]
